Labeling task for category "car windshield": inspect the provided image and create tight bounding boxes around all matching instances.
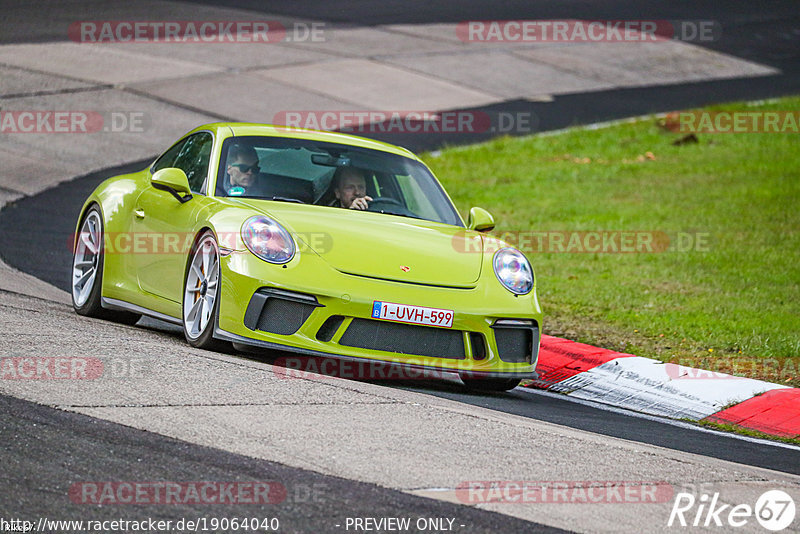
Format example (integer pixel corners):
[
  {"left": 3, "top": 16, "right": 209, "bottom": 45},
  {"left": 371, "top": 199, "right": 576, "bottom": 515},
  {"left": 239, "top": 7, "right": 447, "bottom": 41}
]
[{"left": 215, "top": 136, "right": 463, "bottom": 227}]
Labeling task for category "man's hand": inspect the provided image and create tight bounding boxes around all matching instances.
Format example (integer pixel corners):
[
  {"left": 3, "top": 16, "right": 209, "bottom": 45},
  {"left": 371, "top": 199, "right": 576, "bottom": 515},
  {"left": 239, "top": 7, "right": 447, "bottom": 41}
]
[{"left": 349, "top": 195, "right": 373, "bottom": 210}]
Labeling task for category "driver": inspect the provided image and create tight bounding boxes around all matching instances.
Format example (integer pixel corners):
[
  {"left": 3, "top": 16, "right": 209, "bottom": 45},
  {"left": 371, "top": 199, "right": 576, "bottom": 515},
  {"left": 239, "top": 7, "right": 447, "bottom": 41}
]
[
  {"left": 225, "top": 143, "right": 266, "bottom": 197},
  {"left": 333, "top": 167, "right": 373, "bottom": 210}
]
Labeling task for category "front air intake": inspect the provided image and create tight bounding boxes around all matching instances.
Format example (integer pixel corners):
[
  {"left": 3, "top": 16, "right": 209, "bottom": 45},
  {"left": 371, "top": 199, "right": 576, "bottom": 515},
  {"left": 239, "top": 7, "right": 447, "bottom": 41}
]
[
  {"left": 492, "top": 319, "right": 539, "bottom": 364},
  {"left": 244, "top": 288, "right": 321, "bottom": 335}
]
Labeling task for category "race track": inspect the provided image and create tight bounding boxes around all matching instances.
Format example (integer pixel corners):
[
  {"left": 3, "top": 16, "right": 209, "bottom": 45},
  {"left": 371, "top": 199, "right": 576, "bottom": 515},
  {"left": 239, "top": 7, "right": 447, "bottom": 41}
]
[{"left": 1, "top": 2, "right": 799, "bottom": 533}]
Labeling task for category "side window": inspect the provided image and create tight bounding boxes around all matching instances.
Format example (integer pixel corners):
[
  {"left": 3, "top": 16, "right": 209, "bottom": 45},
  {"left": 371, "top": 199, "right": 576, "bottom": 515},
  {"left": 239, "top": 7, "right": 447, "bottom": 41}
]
[
  {"left": 151, "top": 138, "right": 187, "bottom": 173},
  {"left": 360, "top": 171, "right": 379, "bottom": 199},
  {"left": 172, "top": 132, "right": 213, "bottom": 194},
  {"left": 396, "top": 174, "right": 437, "bottom": 218}
]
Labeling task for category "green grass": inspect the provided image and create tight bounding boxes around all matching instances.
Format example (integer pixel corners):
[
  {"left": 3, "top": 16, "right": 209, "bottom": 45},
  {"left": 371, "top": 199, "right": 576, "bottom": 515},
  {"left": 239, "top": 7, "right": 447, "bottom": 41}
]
[
  {"left": 696, "top": 420, "right": 800, "bottom": 446},
  {"left": 424, "top": 97, "right": 800, "bottom": 386}
]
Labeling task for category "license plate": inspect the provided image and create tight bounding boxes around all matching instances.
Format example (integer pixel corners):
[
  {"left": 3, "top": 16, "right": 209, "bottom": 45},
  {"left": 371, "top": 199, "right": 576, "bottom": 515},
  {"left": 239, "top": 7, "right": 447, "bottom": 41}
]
[{"left": 371, "top": 301, "right": 454, "bottom": 328}]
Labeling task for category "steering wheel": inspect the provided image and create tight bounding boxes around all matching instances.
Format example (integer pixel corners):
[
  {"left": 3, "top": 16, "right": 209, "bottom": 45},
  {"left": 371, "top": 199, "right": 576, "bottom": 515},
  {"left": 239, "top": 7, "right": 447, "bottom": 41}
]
[
  {"left": 367, "top": 197, "right": 404, "bottom": 208},
  {"left": 366, "top": 197, "right": 416, "bottom": 218}
]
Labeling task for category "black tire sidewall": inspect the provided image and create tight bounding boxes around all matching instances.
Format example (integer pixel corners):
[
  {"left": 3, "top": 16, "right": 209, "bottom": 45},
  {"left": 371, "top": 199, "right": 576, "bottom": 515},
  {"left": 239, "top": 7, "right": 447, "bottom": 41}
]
[{"left": 461, "top": 377, "right": 522, "bottom": 392}]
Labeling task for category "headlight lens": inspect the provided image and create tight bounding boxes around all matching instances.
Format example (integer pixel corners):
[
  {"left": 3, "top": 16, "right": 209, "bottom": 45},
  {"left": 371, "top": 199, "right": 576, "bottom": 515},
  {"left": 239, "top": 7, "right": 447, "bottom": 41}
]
[
  {"left": 493, "top": 247, "right": 533, "bottom": 295},
  {"left": 241, "top": 216, "right": 295, "bottom": 264}
]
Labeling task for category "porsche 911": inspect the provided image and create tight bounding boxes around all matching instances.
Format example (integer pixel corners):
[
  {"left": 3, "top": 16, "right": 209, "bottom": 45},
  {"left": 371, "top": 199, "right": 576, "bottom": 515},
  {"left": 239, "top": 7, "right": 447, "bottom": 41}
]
[{"left": 71, "top": 123, "right": 541, "bottom": 391}]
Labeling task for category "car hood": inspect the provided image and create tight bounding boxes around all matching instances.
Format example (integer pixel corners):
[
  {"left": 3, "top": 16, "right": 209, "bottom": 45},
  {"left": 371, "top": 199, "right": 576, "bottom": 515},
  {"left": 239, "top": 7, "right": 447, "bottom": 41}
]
[{"left": 237, "top": 200, "right": 483, "bottom": 287}]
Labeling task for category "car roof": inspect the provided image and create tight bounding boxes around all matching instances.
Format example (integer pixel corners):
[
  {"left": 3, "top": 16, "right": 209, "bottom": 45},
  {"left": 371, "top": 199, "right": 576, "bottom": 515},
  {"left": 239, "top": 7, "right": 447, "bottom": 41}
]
[{"left": 189, "top": 122, "right": 422, "bottom": 162}]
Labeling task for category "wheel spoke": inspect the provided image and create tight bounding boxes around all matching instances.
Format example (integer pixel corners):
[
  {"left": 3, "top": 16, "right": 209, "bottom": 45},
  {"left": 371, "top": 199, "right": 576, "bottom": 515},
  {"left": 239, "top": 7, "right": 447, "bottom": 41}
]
[
  {"left": 73, "top": 266, "right": 87, "bottom": 281},
  {"left": 75, "top": 267, "right": 95, "bottom": 288},
  {"left": 208, "top": 257, "right": 219, "bottom": 281},
  {"left": 87, "top": 217, "right": 101, "bottom": 252},
  {"left": 207, "top": 258, "right": 219, "bottom": 286},
  {"left": 202, "top": 243, "right": 211, "bottom": 276},
  {"left": 189, "top": 295, "right": 203, "bottom": 319},
  {"left": 186, "top": 296, "right": 203, "bottom": 327},
  {"left": 81, "top": 232, "right": 97, "bottom": 254},
  {"left": 191, "top": 260, "right": 203, "bottom": 282},
  {"left": 90, "top": 219, "right": 99, "bottom": 244},
  {"left": 197, "top": 297, "right": 207, "bottom": 333},
  {"left": 203, "top": 295, "right": 214, "bottom": 325}
]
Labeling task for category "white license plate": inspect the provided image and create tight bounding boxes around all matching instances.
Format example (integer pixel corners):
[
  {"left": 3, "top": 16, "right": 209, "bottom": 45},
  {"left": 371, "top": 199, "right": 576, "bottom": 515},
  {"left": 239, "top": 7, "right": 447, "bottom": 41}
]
[{"left": 371, "top": 301, "right": 454, "bottom": 328}]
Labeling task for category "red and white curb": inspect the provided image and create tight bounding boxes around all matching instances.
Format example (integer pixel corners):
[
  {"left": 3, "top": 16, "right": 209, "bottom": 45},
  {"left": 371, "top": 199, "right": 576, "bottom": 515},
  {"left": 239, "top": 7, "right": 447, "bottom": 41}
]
[{"left": 527, "top": 335, "right": 800, "bottom": 438}]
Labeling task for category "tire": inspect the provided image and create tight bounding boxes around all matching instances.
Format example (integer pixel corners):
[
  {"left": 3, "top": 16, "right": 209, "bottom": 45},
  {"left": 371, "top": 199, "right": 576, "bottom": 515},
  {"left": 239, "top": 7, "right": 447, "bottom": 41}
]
[
  {"left": 182, "top": 230, "right": 228, "bottom": 351},
  {"left": 71, "top": 206, "right": 141, "bottom": 325},
  {"left": 460, "top": 376, "right": 522, "bottom": 392}
]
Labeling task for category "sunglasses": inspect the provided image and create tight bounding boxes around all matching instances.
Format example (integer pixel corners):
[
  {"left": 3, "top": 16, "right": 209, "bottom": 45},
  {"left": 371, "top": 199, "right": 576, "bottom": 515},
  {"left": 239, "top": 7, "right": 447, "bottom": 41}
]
[{"left": 230, "top": 162, "right": 260, "bottom": 174}]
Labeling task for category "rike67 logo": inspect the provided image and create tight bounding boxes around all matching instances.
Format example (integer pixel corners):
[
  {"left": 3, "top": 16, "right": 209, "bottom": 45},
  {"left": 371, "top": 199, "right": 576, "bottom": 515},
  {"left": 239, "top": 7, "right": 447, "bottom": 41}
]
[{"left": 668, "top": 490, "right": 795, "bottom": 531}]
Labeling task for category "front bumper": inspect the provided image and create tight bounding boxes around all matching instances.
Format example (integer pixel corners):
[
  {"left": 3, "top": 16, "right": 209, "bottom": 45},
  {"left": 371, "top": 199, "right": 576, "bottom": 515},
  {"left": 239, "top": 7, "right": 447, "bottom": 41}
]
[{"left": 216, "top": 249, "right": 542, "bottom": 377}]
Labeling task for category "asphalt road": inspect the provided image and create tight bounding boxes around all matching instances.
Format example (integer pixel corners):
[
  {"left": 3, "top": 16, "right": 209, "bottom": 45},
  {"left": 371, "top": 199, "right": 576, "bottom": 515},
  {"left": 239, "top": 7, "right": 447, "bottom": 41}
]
[
  {"left": 1, "top": 2, "right": 798, "bottom": 152},
  {"left": 179, "top": 0, "right": 800, "bottom": 152},
  {"left": 0, "top": 393, "right": 564, "bottom": 533}
]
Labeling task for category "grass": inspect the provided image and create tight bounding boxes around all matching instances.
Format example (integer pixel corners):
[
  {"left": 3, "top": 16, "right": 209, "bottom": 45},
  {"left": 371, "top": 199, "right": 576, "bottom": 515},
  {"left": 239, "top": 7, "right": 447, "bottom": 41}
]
[
  {"left": 696, "top": 420, "right": 800, "bottom": 446},
  {"left": 424, "top": 97, "right": 800, "bottom": 387}
]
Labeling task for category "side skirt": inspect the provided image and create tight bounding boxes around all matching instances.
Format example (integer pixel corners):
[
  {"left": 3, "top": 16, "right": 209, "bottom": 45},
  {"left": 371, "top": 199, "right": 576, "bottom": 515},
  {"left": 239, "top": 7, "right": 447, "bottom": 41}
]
[{"left": 101, "top": 297, "right": 182, "bottom": 325}]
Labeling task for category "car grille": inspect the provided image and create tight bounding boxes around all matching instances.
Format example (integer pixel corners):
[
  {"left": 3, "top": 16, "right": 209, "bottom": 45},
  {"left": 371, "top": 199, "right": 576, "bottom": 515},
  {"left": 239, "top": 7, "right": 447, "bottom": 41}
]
[
  {"left": 339, "top": 318, "right": 466, "bottom": 360},
  {"left": 243, "top": 289, "right": 538, "bottom": 365}
]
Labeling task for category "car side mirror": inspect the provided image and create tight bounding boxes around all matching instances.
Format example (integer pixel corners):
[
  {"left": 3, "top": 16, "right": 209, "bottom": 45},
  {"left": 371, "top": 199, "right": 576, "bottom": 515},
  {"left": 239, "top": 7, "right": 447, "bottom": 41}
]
[
  {"left": 152, "top": 168, "right": 193, "bottom": 203},
  {"left": 467, "top": 207, "right": 495, "bottom": 232}
]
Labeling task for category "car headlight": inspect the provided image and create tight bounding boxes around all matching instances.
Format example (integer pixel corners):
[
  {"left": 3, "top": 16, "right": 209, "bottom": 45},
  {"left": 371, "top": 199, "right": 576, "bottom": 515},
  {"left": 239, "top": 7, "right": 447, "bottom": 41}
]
[
  {"left": 241, "top": 216, "right": 295, "bottom": 264},
  {"left": 493, "top": 247, "right": 533, "bottom": 295}
]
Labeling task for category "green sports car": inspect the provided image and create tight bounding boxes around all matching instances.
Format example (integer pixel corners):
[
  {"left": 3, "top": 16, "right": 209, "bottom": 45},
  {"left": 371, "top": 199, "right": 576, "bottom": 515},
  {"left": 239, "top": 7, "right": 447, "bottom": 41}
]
[{"left": 71, "top": 123, "right": 541, "bottom": 391}]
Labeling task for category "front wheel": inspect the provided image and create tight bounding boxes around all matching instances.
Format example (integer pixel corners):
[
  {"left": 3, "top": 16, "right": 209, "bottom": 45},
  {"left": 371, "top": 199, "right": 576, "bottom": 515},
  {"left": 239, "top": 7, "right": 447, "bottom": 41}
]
[
  {"left": 183, "top": 230, "right": 228, "bottom": 351},
  {"left": 460, "top": 376, "right": 522, "bottom": 392},
  {"left": 71, "top": 206, "right": 140, "bottom": 325}
]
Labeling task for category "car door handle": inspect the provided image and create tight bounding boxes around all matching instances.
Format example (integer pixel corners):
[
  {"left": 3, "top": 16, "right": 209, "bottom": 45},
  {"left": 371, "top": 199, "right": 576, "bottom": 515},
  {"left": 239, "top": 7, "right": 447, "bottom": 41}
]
[{"left": 134, "top": 208, "right": 145, "bottom": 219}]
